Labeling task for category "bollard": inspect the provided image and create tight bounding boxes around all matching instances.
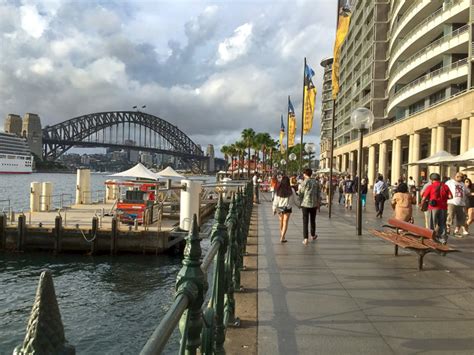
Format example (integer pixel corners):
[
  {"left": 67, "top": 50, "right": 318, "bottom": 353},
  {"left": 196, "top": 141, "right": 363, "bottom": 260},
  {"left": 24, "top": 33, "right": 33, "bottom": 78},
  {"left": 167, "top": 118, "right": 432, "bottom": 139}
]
[
  {"left": 41, "top": 182, "right": 53, "bottom": 212},
  {"left": 75, "top": 169, "right": 91, "bottom": 205},
  {"left": 13, "top": 270, "right": 75, "bottom": 355},
  {"left": 179, "top": 180, "right": 203, "bottom": 231},
  {"left": 54, "top": 215, "right": 63, "bottom": 255},
  {"left": 134, "top": 218, "right": 138, "bottom": 231},
  {"left": 30, "top": 182, "right": 41, "bottom": 212}
]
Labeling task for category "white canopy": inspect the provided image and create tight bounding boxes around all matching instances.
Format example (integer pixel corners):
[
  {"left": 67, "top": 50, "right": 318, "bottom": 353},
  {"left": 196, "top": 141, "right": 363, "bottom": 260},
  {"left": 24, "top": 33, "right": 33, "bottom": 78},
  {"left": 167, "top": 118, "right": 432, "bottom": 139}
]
[
  {"left": 316, "top": 167, "right": 341, "bottom": 175},
  {"left": 410, "top": 150, "right": 455, "bottom": 165},
  {"left": 110, "top": 163, "right": 160, "bottom": 180},
  {"left": 451, "top": 147, "right": 474, "bottom": 164},
  {"left": 156, "top": 166, "right": 185, "bottom": 180}
]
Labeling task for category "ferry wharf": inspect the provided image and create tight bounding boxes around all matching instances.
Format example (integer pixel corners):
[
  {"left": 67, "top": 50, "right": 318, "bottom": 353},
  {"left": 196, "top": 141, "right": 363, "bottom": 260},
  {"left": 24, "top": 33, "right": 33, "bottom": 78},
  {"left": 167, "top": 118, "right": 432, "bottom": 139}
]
[{"left": 256, "top": 192, "right": 474, "bottom": 354}]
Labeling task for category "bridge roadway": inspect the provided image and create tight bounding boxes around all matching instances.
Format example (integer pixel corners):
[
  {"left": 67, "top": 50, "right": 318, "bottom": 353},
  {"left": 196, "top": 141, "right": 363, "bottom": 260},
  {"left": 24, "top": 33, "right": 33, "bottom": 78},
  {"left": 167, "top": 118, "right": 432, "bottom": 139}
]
[{"left": 256, "top": 192, "right": 474, "bottom": 354}]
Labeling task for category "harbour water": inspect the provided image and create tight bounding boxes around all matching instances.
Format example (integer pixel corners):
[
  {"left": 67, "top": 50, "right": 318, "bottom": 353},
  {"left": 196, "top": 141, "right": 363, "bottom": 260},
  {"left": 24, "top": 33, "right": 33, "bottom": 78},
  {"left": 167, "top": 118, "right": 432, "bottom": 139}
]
[{"left": 0, "top": 172, "right": 212, "bottom": 354}]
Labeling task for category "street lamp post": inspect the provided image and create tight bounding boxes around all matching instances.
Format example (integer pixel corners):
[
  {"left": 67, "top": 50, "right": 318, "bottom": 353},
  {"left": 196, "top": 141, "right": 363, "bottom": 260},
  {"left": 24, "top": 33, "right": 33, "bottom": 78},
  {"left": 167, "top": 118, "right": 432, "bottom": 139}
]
[
  {"left": 289, "top": 153, "right": 297, "bottom": 174},
  {"left": 350, "top": 107, "right": 374, "bottom": 236},
  {"left": 304, "top": 143, "right": 316, "bottom": 170}
]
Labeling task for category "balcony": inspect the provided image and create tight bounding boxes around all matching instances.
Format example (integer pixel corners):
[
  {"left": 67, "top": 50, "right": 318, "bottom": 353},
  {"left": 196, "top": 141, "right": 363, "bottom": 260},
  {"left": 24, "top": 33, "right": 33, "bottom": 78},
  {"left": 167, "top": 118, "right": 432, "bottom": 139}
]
[
  {"left": 388, "top": 0, "right": 468, "bottom": 73},
  {"left": 387, "top": 58, "right": 468, "bottom": 115},
  {"left": 388, "top": 25, "right": 469, "bottom": 92},
  {"left": 389, "top": 0, "right": 432, "bottom": 53}
]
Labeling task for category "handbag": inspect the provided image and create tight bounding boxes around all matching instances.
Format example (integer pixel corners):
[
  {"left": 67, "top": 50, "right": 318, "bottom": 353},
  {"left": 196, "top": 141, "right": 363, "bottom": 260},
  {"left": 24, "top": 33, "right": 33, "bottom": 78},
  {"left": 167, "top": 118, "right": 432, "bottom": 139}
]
[{"left": 420, "top": 199, "right": 429, "bottom": 212}]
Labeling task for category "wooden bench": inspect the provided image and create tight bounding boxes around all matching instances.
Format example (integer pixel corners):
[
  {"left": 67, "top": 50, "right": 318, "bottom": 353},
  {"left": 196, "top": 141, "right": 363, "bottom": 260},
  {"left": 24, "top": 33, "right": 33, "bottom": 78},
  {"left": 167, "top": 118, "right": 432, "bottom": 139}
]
[{"left": 369, "top": 218, "right": 458, "bottom": 270}]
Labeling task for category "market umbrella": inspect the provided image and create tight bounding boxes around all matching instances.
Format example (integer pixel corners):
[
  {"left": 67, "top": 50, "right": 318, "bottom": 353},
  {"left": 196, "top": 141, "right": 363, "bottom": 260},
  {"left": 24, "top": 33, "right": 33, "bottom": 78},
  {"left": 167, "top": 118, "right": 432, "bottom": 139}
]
[
  {"left": 409, "top": 150, "right": 455, "bottom": 165},
  {"left": 450, "top": 147, "right": 474, "bottom": 164},
  {"left": 156, "top": 166, "right": 185, "bottom": 180},
  {"left": 110, "top": 163, "right": 161, "bottom": 180}
]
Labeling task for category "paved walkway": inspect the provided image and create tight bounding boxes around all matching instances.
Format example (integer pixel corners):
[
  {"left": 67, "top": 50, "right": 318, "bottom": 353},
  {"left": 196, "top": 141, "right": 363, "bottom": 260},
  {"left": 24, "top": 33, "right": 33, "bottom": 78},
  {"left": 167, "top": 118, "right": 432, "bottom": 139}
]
[{"left": 257, "top": 192, "right": 474, "bottom": 354}]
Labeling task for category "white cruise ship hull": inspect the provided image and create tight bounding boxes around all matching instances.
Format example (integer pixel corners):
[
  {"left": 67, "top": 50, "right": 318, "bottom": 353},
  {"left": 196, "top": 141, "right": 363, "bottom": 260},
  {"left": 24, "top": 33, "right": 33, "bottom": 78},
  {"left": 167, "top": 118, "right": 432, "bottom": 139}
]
[{"left": 0, "top": 155, "right": 33, "bottom": 174}]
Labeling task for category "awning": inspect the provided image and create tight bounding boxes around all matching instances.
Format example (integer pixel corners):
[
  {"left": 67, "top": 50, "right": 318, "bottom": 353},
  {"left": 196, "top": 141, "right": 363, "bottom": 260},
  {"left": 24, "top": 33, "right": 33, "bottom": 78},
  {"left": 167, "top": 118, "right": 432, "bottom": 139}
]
[
  {"left": 109, "top": 163, "right": 161, "bottom": 180},
  {"left": 409, "top": 150, "right": 455, "bottom": 165}
]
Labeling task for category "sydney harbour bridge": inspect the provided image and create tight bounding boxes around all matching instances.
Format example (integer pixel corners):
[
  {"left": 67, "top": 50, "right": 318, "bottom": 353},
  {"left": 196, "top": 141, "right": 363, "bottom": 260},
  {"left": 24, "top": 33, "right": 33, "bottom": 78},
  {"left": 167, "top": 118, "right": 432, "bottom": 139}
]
[{"left": 41, "top": 111, "right": 206, "bottom": 171}]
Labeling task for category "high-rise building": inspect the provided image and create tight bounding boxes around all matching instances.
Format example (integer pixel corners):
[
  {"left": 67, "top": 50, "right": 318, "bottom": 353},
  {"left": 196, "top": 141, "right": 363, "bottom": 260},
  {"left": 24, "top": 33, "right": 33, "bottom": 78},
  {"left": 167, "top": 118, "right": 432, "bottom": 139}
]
[
  {"left": 324, "top": 0, "right": 474, "bottom": 185},
  {"left": 206, "top": 144, "right": 215, "bottom": 172}
]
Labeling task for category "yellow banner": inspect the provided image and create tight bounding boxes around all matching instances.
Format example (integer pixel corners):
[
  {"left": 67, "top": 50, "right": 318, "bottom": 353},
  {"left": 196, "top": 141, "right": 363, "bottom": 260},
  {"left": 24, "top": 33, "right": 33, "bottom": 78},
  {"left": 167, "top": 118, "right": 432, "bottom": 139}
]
[
  {"left": 303, "top": 84, "right": 316, "bottom": 134},
  {"left": 288, "top": 115, "right": 296, "bottom": 147},
  {"left": 279, "top": 130, "right": 285, "bottom": 153},
  {"left": 332, "top": 12, "right": 351, "bottom": 99}
]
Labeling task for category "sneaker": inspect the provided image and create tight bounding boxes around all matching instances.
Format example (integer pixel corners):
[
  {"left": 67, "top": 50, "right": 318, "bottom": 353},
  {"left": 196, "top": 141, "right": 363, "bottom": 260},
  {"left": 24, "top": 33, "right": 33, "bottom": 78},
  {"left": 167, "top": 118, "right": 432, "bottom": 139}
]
[
  {"left": 461, "top": 228, "right": 469, "bottom": 236},
  {"left": 302, "top": 239, "right": 308, "bottom": 246},
  {"left": 311, "top": 234, "right": 318, "bottom": 240},
  {"left": 454, "top": 228, "right": 460, "bottom": 235}
]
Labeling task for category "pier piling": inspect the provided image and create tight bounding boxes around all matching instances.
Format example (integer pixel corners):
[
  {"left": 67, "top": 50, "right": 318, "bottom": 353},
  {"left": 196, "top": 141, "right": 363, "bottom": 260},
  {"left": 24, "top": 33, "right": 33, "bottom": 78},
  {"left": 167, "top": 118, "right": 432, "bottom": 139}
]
[
  {"left": 0, "top": 214, "right": 5, "bottom": 250},
  {"left": 17, "top": 214, "right": 26, "bottom": 252},
  {"left": 110, "top": 216, "right": 118, "bottom": 256},
  {"left": 54, "top": 215, "right": 63, "bottom": 255},
  {"left": 91, "top": 216, "right": 99, "bottom": 255}
]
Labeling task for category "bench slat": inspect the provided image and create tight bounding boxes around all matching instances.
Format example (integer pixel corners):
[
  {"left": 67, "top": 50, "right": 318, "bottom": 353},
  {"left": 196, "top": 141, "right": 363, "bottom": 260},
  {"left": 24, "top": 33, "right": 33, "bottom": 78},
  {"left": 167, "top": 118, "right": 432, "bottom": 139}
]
[
  {"left": 370, "top": 230, "right": 429, "bottom": 250},
  {"left": 386, "top": 218, "right": 435, "bottom": 239}
]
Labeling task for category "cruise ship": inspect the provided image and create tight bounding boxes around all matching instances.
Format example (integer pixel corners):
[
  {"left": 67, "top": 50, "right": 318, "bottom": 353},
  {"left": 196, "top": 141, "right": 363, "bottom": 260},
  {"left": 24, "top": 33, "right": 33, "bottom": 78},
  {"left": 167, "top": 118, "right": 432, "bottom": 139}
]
[{"left": 0, "top": 132, "right": 33, "bottom": 174}]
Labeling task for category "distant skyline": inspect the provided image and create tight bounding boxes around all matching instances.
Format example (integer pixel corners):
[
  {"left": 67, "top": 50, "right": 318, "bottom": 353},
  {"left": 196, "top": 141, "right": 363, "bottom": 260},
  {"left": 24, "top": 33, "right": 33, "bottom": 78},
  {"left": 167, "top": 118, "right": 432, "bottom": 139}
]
[{"left": 0, "top": 0, "right": 337, "bottom": 156}]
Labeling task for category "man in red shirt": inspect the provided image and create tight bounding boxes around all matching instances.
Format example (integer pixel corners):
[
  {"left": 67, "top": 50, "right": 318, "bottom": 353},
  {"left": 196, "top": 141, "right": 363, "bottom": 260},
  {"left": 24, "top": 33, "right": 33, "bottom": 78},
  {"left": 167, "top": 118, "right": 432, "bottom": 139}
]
[{"left": 421, "top": 173, "right": 452, "bottom": 244}]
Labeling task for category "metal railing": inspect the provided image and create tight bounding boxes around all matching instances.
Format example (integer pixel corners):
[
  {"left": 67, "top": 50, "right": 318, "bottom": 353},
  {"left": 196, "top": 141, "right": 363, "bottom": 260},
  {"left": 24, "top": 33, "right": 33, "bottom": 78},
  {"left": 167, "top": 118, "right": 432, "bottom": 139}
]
[
  {"left": 390, "top": 24, "right": 469, "bottom": 86},
  {"left": 391, "top": 58, "right": 468, "bottom": 101},
  {"left": 140, "top": 183, "right": 253, "bottom": 354}
]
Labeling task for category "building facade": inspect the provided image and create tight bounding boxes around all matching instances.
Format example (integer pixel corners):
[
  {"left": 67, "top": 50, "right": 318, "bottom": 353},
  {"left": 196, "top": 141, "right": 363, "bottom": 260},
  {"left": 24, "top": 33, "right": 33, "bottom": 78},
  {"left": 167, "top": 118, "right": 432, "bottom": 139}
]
[{"left": 320, "top": 0, "right": 474, "bottom": 185}]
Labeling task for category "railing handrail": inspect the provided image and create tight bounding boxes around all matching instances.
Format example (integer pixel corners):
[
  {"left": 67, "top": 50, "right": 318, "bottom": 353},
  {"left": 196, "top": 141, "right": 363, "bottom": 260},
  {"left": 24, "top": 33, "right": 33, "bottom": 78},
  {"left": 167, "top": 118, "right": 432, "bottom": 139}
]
[{"left": 391, "top": 58, "right": 467, "bottom": 100}]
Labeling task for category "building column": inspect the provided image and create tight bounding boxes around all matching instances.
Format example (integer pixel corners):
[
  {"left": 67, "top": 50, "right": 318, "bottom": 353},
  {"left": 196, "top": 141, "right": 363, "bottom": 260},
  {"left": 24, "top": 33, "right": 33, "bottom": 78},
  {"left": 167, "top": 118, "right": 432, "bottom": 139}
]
[
  {"left": 349, "top": 150, "right": 357, "bottom": 177},
  {"left": 336, "top": 155, "right": 341, "bottom": 172},
  {"left": 391, "top": 138, "right": 402, "bottom": 184},
  {"left": 412, "top": 132, "right": 420, "bottom": 184},
  {"left": 460, "top": 118, "right": 469, "bottom": 153},
  {"left": 368, "top": 145, "right": 376, "bottom": 188},
  {"left": 469, "top": 115, "right": 474, "bottom": 149},
  {"left": 429, "top": 127, "right": 438, "bottom": 175},
  {"left": 378, "top": 142, "right": 387, "bottom": 180},
  {"left": 408, "top": 134, "right": 414, "bottom": 178},
  {"left": 342, "top": 153, "right": 347, "bottom": 173},
  {"left": 437, "top": 126, "right": 445, "bottom": 152}
]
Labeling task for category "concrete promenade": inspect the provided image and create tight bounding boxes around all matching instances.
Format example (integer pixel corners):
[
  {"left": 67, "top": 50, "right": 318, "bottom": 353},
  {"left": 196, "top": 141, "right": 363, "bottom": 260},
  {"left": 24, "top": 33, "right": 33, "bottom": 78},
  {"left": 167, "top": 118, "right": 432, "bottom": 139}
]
[{"left": 257, "top": 192, "right": 474, "bottom": 354}]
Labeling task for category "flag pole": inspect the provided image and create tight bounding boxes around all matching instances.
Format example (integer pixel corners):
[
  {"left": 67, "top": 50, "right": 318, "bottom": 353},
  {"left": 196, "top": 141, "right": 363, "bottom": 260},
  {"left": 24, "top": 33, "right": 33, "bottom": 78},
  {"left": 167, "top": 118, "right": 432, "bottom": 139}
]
[
  {"left": 328, "top": 98, "right": 336, "bottom": 218},
  {"left": 299, "top": 57, "right": 306, "bottom": 172},
  {"left": 287, "top": 95, "right": 290, "bottom": 175}
]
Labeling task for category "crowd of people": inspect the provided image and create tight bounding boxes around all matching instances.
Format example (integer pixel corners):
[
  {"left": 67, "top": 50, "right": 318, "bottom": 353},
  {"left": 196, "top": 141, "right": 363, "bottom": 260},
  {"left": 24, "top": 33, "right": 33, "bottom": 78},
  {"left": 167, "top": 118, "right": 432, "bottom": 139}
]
[{"left": 252, "top": 169, "right": 473, "bottom": 246}]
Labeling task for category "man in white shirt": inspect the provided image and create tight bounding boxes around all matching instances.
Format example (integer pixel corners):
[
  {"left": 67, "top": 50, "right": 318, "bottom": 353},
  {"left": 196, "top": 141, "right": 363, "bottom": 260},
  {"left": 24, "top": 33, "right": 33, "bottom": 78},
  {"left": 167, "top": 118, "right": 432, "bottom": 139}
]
[
  {"left": 407, "top": 176, "right": 416, "bottom": 189},
  {"left": 373, "top": 175, "right": 387, "bottom": 218},
  {"left": 446, "top": 172, "right": 469, "bottom": 236},
  {"left": 252, "top": 173, "right": 259, "bottom": 204}
]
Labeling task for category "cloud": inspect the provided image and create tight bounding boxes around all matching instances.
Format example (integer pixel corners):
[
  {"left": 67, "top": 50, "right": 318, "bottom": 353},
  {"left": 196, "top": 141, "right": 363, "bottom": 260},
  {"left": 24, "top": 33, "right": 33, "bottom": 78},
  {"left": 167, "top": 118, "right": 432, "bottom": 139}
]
[
  {"left": 216, "top": 23, "right": 253, "bottom": 65},
  {"left": 20, "top": 4, "right": 49, "bottom": 38},
  {"left": 0, "top": 1, "right": 336, "bottom": 158}
]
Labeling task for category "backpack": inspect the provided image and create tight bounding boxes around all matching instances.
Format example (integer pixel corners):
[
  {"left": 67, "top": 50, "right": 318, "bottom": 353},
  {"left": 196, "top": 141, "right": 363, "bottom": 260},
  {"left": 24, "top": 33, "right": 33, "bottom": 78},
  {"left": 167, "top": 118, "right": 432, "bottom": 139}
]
[{"left": 380, "top": 183, "right": 389, "bottom": 199}]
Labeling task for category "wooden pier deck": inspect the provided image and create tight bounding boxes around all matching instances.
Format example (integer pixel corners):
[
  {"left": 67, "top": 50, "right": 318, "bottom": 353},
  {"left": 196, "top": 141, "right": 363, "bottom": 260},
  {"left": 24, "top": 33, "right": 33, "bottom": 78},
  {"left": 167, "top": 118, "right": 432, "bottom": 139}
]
[{"left": 0, "top": 201, "right": 216, "bottom": 255}]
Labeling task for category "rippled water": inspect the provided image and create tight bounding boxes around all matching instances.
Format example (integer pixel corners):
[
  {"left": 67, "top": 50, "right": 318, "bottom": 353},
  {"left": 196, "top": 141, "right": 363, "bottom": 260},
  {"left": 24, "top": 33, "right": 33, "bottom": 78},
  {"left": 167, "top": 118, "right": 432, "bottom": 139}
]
[
  {"left": 0, "top": 173, "right": 213, "bottom": 354},
  {"left": 0, "top": 252, "right": 183, "bottom": 354}
]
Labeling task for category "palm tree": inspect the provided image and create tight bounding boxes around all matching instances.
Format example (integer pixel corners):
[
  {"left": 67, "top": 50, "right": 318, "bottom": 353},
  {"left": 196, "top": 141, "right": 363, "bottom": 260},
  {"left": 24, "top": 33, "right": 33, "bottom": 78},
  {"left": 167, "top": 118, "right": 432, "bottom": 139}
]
[
  {"left": 252, "top": 133, "right": 265, "bottom": 174},
  {"left": 228, "top": 144, "right": 238, "bottom": 173},
  {"left": 220, "top": 145, "right": 230, "bottom": 170},
  {"left": 241, "top": 128, "right": 256, "bottom": 179},
  {"left": 235, "top": 140, "right": 247, "bottom": 178}
]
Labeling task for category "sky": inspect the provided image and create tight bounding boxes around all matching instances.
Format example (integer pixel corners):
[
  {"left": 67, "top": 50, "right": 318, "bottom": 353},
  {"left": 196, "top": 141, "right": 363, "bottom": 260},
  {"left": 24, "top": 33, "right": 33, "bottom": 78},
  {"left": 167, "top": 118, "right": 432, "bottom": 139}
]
[{"left": 0, "top": 0, "right": 338, "bottom": 157}]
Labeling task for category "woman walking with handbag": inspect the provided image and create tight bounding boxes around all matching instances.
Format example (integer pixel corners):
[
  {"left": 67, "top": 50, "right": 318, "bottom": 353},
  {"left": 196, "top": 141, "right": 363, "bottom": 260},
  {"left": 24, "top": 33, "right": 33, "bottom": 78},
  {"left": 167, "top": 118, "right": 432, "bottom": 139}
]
[{"left": 272, "top": 176, "right": 300, "bottom": 243}]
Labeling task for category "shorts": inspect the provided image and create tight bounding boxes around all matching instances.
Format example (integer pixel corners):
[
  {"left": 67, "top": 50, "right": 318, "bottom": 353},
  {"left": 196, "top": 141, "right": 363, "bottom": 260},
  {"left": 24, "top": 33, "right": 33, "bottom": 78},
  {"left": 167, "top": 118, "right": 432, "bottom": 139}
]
[{"left": 277, "top": 207, "right": 292, "bottom": 214}]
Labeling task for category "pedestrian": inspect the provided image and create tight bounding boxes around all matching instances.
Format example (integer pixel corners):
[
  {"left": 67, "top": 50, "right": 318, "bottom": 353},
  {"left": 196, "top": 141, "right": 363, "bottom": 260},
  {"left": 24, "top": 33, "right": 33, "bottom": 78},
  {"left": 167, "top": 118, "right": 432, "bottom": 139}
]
[
  {"left": 446, "top": 172, "right": 469, "bottom": 236},
  {"left": 252, "top": 172, "right": 260, "bottom": 204},
  {"left": 344, "top": 174, "right": 355, "bottom": 210},
  {"left": 338, "top": 178, "right": 345, "bottom": 205},
  {"left": 391, "top": 182, "right": 413, "bottom": 222},
  {"left": 464, "top": 178, "right": 474, "bottom": 233},
  {"left": 290, "top": 174, "right": 298, "bottom": 192},
  {"left": 420, "top": 179, "right": 432, "bottom": 228},
  {"left": 407, "top": 176, "right": 416, "bottom": 190},
  {"left": 360, "top": 178, "right": 368, "bottom": 209},
  {"left": 373, "top": 175, "right": 388, "bottom": 218},
  {"left": 298, "top": 168, "right": 321, "bottom": 246},
  {"left": 420, "top": 173, "right": 452, "bottom": 244},
  {"left": 272, "top": 176, "right": 300, "bottom": 243}
]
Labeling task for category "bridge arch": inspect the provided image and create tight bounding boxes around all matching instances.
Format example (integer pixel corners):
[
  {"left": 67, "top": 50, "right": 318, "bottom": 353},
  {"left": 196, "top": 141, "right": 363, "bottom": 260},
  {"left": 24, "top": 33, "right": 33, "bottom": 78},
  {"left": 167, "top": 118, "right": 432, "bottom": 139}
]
[{"left": 42, "top": 111, "right": 205, "bottom": 168}]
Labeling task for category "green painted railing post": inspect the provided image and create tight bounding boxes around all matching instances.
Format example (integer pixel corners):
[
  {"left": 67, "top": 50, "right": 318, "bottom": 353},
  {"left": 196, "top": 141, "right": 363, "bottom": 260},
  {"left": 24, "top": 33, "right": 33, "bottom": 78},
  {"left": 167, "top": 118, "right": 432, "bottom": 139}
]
[
  {"left": 202, "top": 194, "right": 228, "bottom": 354},
  {"left": 224, "top": 194, "right": 239, "bottom": 327},
  {"left": 233, "top": 189, "right": 244, "bottom": 291},
  {"left": 176, "top": 214, "right": 208, "bottom": 355}
]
